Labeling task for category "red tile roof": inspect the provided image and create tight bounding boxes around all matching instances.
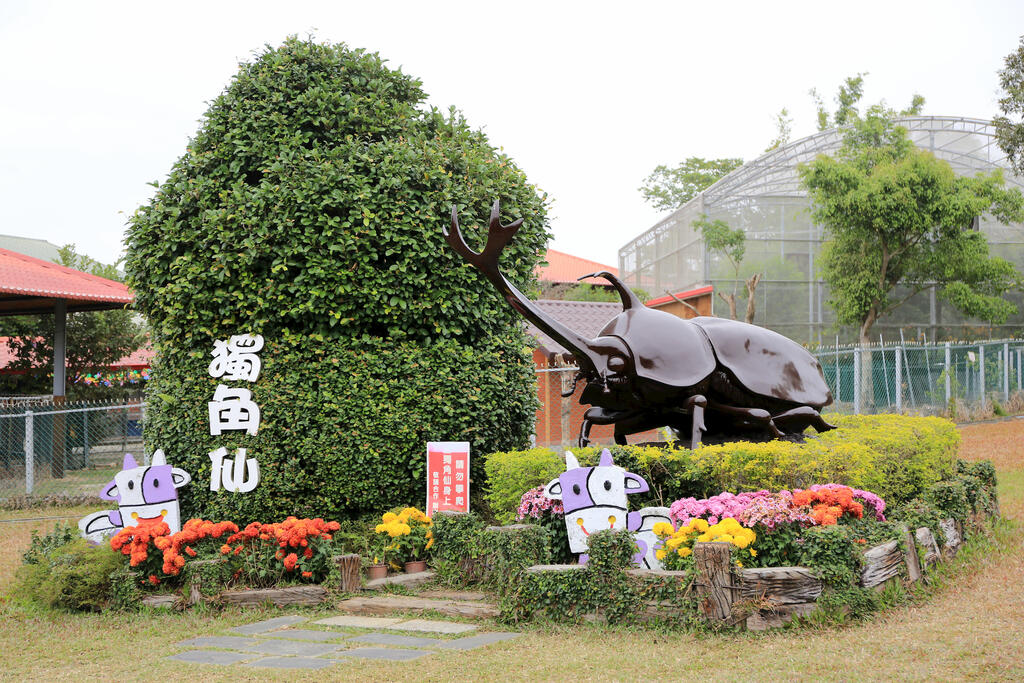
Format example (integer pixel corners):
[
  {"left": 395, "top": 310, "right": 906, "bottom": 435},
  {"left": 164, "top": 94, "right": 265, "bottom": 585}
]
[
  {"left": 0, "top": 247, "right": 133, "bottom": 305},
  {"left": 645, "top": 285, "right": 714, "bottom": 307},
  {"left": 536, "top": 249, "right": 618, "bottom": 285}
]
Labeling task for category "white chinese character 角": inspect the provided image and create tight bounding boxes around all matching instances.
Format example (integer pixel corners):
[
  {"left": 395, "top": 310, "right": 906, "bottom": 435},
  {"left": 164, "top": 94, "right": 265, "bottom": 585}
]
[
  {"left": 208, "top": 334, "right": 265, "bottom": 381},
  {"left": 208, "top": 384, "right": 260, "bottom": 435}
]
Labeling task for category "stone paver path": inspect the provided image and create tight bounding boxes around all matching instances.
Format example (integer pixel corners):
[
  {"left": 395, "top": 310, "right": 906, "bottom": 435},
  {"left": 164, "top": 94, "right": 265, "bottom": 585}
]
[{"left": 166, "top": 613, "right": 521, "bottom": 670}]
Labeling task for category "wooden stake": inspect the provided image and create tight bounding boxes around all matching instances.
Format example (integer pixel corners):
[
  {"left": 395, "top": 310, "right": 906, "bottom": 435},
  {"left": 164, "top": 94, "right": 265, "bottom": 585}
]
[
  {"left": 333, "top": 554, "right": 362, "bottom": 593},
  {"left": 693, "top": 542, "right": 735, "bottom": 622}
]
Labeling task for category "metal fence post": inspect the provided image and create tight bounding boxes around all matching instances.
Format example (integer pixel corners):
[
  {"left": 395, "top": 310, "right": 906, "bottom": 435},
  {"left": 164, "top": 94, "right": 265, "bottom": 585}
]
[
  {"left": 895, "top": 346, "right": 902, "bottom": 413},
  {"left": 24, "top": 411, "right": 34, "bottom": 495},
  {"left": 979, "top": 344, "right": 985, "bottom": 402},
  {"left": 944, "top": 342, "right": 951, "bottom": 404},
  {"left": 853, "top": 347, "right": 862, "bottom": 415},
  {"left": 1004, "top": 342, "right": 1010, "bottom": 402},
  {"left": 1018, "top": 348, "right": 1022, "bottom": 393}
]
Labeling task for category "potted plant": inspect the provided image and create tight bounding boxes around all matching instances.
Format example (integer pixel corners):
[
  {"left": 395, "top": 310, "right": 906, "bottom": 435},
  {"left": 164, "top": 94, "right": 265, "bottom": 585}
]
[{"left": 375, "top": 507, "right": 433, "bottom": 573}]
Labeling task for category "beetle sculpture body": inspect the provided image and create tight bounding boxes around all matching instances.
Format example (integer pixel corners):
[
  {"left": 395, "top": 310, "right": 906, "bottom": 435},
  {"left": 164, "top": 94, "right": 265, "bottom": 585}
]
[{"left": 444, "top": 200, "right": 836, "bottom": 448}]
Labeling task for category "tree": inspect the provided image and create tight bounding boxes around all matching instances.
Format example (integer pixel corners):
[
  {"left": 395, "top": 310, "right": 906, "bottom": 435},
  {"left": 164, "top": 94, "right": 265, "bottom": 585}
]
[
  {"left": 800, "top": 107, "right": 1024, "bottom": 346},
  {"left": 638, "top": 157, "right": 743, "bottom": 212},
  {"left": 693, "top": 215, "right": 761, "bottom": 323},
  {"left": 2, "top": 245, "right": 143, "bottom": 398},
  {"left": 764, "top": 108, "right": 793, "bottom": 152},
  {"left": 810, "top": 74, "right": 923, "bottom": 132},
  {"left": 994, "top": 36, "right": 1024, "bottom": 176},
  {"left": 554, "top": 282, "right": 651, "bottom": 303},
  {"left": 125, "top": 38, "right": 549, "bottom": 520}
]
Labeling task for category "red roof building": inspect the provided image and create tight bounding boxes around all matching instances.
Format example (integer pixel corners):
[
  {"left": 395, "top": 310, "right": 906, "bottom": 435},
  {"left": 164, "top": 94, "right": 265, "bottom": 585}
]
[
  {"left": 0, "top": 247, "right": 133, "bottom": 315},
  {"left": 536, "top": 249, "right": 618, "bottom": 285}
]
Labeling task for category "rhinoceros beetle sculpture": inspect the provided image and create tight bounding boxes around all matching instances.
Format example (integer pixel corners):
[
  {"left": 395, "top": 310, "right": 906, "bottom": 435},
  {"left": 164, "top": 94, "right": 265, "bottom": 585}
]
[{"left": 444, "top": 200, "right": 836, "bottom": 448}]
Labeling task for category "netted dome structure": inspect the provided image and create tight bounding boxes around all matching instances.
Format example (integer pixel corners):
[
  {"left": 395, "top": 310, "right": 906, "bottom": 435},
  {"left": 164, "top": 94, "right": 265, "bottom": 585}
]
[{"left": 619, "top": 116, "right": 1024, "bottom": 344}]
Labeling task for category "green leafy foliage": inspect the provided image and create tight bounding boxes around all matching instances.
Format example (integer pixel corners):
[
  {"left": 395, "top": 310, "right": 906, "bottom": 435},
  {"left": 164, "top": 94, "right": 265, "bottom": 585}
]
[
  {"left": 21, "top": 523, "right": 77, "bottom": 565},
  {"left": 798, "top": 525, "right": 861, "bottom": 587},
  {"left": 483, "top": 414, "right": 959, "bottom": 522},
  {"left": 148, "top": 332, "right": 536, "bottom": 521},
  {"left": 585, "top": 529, "right": 638, "bottom": 574},
  {"left": 923, "top": 480, "right": 971, "bottom": 523},
  {"left": 430, "top": 513, "right": 551, "bottom": 590},
  {"left": 800, "top": 107, "right": 1024, "bottom": 341},
  {"left": 14, "top": 539, "right": 124, "bottom": 611},
  {"left": 638, "top": 157, "right": 743, "bottom": 212},
  {"left": 994, "top": 36, "right": 1024, "bottom": 176},
  {"left": 124, "top": 37, "right": 548, "bottom": 520}
]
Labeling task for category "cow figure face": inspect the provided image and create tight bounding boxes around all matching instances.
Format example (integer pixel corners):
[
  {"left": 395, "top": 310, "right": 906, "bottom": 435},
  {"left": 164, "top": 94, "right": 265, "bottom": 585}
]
[
  {"left": 101, "top": 450, "right": 191, "bottom": 532},
  {"left": 543, "top": 449, "right": 649, "bottom": 554}
]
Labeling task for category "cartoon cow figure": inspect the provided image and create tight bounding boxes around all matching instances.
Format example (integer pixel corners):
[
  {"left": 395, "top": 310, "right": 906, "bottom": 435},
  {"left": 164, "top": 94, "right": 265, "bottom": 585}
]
[
  {"left": 543, "top": 449, "right": 671, "bottom": 569},
  {"left": 78, "top": 450, "right": 191, "bottom": 543}
]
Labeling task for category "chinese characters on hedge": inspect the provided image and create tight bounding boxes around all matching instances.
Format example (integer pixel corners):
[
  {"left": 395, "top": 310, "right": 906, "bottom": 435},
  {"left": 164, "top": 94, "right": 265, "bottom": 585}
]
[
  {"left": 426, "top": 441, "right": 470, "bottom": 515},
  {"left": 207, "top": 334, "right": 263, "bottom": 493}
]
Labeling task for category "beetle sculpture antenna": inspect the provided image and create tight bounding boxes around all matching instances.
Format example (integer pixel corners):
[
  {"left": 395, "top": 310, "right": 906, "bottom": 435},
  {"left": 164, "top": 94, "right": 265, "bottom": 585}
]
[{"left": 445, "top": 200, "right": 836, "bottom": 449}]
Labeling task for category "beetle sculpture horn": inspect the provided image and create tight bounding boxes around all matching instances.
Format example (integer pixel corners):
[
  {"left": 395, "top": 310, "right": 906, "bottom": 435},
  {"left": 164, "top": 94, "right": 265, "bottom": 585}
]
[
  {"left": 578, "top": 271, "right": 644, "bottom": 311},
  {"left": 446, "top": 201, "right": 604, "bottom": 374}
]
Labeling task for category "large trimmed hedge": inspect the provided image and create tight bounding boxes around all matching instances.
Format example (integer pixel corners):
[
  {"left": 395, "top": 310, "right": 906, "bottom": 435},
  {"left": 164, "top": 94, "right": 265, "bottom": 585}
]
[
  {"left": 126, "top": 38, "right": 549, "bottom": 519},
  {"left": 484, "top": 414, "right": 959, "bottom": 524}
]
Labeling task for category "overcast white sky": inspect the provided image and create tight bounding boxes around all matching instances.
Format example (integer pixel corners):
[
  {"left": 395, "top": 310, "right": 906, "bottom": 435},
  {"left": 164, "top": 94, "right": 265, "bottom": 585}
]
[{"left": 1, "top": 1, "right": 1022, "bottom": 269}]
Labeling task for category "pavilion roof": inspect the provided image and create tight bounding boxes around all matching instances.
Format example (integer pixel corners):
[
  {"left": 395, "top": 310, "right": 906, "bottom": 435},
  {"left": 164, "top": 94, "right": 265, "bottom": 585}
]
[{"left": 0, "top": 247, "right": 133, "bottom": 315}]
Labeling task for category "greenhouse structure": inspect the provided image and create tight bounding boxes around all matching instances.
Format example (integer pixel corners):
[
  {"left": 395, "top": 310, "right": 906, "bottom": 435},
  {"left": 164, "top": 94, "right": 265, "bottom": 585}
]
[{"left": 619, "top": 116, "right": 1024, "bottom": 346}]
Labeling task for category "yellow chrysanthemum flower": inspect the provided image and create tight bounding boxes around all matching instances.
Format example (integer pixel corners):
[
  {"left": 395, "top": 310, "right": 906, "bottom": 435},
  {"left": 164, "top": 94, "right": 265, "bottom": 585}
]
[
  {"left": 733, "top": 535, "right": 750, "bottom": 549},
  {"left": 382, "top": 512, "right": 398, "bottom": 523},
  {"left": 656, "top": 549, "right": 667, "bottom": 561},
  {"left": 697, "top": 532, "right": 712, "bottom": 542},
  {"left": 691, "top": 519, "right": 710, "bottom": 532},
  {"left": 716, "top": 533, "right": 735, "bottom": 544},
  {"left": 749, "top": 549, "right": 757, "bottom": 557},
  {"left": 652, "top": 522, "right": 674, "bottom": 537},
  {"left": 678, "top": 547, "right": 692, "bottom": 557},
  {"left": 666, "top": 536, "right": 685, "bottom": 550}
]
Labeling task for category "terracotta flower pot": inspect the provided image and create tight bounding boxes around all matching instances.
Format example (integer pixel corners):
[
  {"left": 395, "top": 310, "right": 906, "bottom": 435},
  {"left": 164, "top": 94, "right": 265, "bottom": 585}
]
[
  {"left": 367, "top": 563, "right": 388, "bottom": 580},
  {"left": 404, "top": 560, "right": 427, "bottom": 574}
]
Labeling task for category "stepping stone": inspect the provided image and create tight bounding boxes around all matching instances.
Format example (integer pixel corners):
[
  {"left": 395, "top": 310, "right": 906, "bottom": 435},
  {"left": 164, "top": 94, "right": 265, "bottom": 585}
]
[
  {"left": 337, "top": 594, "right": 498, "bottom": 618},
  {"left": 347, "top": 632, "right": 442, "bottom": 648},
  {"left": 391, "top": 619, "right": 479, "bottom": 634},
  {"left": 243, "top": 656, "right": 339, "bottom": 670},
  {"left": 246, "top": 640, "right": 343, "bottom": 657},
  {"left": 419, "top": 589, "right": 488, "bottom": 602},
  {"left": 175, "top": 636, "right": 260, "bottom": 650},
  {"left": 336, "top": 647, "right": 433, "bottom": 661},
  {"left": 363, "top": 570, "right": 436, "bottom": 591},
  {"left": 434, "top": 632, "right": 523, "bottom": 650},
  {"left": 315, "top": 615, "right": 403, "bottom": 629},
  {"left": 259, "top": 628, "right": 350, "bottom": 642},
  {"left": 230, "top": 615, "right": 307, "bottom": 635},
  {"left": 167, "top": 650, "right": 255, "bottom": 665}
]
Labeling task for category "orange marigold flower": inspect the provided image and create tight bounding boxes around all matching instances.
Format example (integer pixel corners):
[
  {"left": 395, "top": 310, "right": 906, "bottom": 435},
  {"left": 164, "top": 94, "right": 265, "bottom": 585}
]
[
  {"left": 174, "top": 555, "right": 186, "bottom": 568},
  {"left": 303, "top": 547, "right": 313, "bottom": 559},
  {"left": 148, "top": 575, "right": 160, "bottom": 585},
  {"left": 283, "top": 553, "right": 298, "bottom": 571},
  {"left": 185, "top": 546, "right": 197, "bottom": 557},
  {"left": 301, "top": 571, "right": 313, "bottom": 578},
  {"left": 220, "top": 544, "right": 232, "bottom": 555}
]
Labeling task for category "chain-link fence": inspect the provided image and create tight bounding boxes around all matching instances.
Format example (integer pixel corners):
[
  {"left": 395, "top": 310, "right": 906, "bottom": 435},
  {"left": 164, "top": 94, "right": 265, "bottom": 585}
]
[
  {"left": 0, "top": 400, "right": 145, "bottom": 501},
  {"left": 816, "top": 339, "right": 1024, "bottom": 415}
]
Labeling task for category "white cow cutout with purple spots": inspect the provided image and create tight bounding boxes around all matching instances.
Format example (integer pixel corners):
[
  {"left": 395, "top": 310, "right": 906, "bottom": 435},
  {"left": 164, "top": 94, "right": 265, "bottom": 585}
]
[
  {"left": 77, "top": 450, "right": 191, "bottom": 543},
  {"left": 543, "top": 449, "right": 671, "bottom": 569}
]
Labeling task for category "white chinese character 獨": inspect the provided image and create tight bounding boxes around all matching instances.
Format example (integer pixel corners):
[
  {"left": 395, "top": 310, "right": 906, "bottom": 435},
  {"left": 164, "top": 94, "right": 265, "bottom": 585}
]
[
  {"left": 208, "top": 385, "right": 260, "bottom": 435},
  {"left": 208, "top": 334, "right": 265, "bottom": 381}
]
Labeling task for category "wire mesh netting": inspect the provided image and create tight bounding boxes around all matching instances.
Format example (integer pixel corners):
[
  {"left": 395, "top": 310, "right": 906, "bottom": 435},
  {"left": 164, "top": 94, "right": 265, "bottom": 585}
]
[{"left": 0, "top": 400, "right": 145, "bottom": 501}]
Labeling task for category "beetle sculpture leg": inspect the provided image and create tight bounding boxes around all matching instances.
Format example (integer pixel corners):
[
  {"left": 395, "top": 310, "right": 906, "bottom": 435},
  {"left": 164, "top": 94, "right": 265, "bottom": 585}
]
[
  {"left": 770, "top": 406, "right": 836, "bottom": 434},
  {"left": 578, "top": 406, "right": 631, "bottom": 447},
  {"left": 706, "top": 400, "right": 786, "bottom": 438},
  {"left": 683, "top": 395, "right": 707, "bottom": 449}
]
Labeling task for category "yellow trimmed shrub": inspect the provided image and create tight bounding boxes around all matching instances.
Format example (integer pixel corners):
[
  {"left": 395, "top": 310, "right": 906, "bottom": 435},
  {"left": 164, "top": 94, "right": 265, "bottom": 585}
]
[{"left": 482, "top": 414, "right": 959, "bottom": 522}]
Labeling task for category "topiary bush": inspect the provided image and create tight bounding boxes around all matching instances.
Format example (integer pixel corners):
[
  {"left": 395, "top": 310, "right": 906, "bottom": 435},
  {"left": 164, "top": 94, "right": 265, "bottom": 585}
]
[{"left": 125, "top": 37, "right": 549, "bottom": 520}]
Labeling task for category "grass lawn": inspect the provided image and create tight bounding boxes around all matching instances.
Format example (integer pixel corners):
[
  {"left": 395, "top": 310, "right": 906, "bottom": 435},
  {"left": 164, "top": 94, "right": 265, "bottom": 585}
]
[{"left": 1, "top": 421, "right": 1022, "bottom": 681}]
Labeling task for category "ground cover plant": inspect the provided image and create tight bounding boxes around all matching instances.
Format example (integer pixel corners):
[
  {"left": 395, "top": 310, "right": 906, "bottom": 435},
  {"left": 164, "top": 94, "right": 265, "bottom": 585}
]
[{"left": 0, "top": 419, "right": 1021, "bottom": 680}]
